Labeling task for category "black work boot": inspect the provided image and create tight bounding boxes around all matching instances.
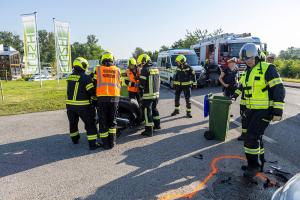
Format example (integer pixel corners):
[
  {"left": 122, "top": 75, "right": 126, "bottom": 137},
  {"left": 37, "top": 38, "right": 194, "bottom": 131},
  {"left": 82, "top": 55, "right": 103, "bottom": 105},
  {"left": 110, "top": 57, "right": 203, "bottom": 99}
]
[
  {"left": 171, "top": 110, "right": 179, "bottom": 116},
  {"left": 101, "top": 137, "right": 111, "bottom": 150},
  {"left": 71, "top": 134, "right": 80, "bottom": 144},
  {"left": 88, "top": 140, "right": 100, "bottom": 150},
  {"left": 141, "top": 126, "right": 153, "bottom": 137},
  {"left": 237, "top": 134, "right": 246, "bottom": 141},
  {"left": 109, "top": 134, "right": 116, "bottom": 149},
  {"left": 243, "top": 166, "right": 260, "bottom": 178},
  {"left": 186, "top": 111, "right": 192, "bottom": 118},
  {"left": 154, "top": 121, "right": 161, "bottom": 130}
]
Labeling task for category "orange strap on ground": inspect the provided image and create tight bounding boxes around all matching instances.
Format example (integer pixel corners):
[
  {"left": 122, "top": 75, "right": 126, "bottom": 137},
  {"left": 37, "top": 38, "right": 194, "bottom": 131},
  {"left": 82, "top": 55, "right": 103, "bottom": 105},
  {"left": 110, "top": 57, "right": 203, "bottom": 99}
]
[{"left": 159, "top": 155, "right": 247, "bottom": 200}]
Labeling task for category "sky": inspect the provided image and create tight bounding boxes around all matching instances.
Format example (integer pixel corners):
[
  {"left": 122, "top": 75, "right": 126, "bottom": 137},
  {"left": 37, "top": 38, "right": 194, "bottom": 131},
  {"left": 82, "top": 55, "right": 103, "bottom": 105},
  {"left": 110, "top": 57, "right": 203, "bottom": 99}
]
[{"left": 1, "top": 0, "right": 300, "bottom": 58}]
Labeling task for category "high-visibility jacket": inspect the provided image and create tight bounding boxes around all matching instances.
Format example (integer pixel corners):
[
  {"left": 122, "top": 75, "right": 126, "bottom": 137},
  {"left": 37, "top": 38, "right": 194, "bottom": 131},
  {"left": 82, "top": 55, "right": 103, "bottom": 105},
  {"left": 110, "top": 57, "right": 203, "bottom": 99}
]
[
  {"left": 66, "top": 68, "right": 95, "bottom": 108},
  {"left": 239, "top": 70, "right": 247, "bottom": 107},
  {"left": 95, "top": 65, "right": 121, "bottom": 97},
  {"left": 126, "top": 68, "right": 140, "bottom": 93},
  {"left": 139, "top": 64, "right": 160, "bottom": 100},
  {"left": 235, "top": 62, "right": 285, "bottom": 112},
  {"left": 173, "top": 64, "right": 197, "bottom": 86}
]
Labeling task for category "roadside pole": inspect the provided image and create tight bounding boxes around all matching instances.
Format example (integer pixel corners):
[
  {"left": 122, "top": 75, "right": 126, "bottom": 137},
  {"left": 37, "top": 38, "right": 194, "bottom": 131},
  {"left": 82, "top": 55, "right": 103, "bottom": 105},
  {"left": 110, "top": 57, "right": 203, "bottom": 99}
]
[
  {"left": 0, "top": 79, "right": 4, "bottom": 102},
  {"left": 34, "top": 12, "right": 42, "bottom": 88},
  {"left": 53, "top": 18, "right": 60, "bottom": 85},
  {"left": 5, "top": 70, "right": 8, "bottom": 82}
]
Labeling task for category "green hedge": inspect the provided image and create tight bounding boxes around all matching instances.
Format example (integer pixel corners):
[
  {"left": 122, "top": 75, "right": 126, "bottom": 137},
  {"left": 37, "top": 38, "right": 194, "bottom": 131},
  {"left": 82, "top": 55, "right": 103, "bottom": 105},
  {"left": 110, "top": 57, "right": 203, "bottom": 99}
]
[{"left": 274, "top": 59, "right": 300, "bottom": 79}]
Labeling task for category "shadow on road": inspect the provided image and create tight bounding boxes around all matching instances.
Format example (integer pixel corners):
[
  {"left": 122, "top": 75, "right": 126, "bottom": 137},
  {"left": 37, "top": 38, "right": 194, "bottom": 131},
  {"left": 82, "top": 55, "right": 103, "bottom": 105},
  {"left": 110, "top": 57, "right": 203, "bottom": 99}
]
[{"left": 0, "top": 133, "right": 98, "bottom": 178}]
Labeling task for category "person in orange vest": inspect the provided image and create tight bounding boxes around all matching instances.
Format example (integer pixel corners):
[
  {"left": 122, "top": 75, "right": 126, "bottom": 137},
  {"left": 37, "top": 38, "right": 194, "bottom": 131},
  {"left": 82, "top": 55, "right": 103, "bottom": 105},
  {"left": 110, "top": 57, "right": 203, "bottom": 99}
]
[
  {"left": 95, "top": 51, "right": 121, "bottom": 149},
  {"left": 125, "top": 57, "right": 140, "bottom": 102}
]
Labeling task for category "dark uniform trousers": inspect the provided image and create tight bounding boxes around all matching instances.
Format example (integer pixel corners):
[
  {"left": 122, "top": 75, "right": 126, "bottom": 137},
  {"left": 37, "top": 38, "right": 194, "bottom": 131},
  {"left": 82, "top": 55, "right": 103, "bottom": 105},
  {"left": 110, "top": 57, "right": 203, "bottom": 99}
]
[
  {"left": 244, "top": 109, "right": 271, "bottom": 170},
  {"left": 142, "top": 98, "right": 160, "bottom": 128},
  {"left": 67, "top": 105, "right": 98, "bottom": 144},
  {"left": 97, "top": 101, "right": 118, "bottom": 146},
  {"left": 129, "top": 91, "right": 141, "bottom": 103},
  {"left": 175, "top": 85, "right": 191, "bottom": 112}
]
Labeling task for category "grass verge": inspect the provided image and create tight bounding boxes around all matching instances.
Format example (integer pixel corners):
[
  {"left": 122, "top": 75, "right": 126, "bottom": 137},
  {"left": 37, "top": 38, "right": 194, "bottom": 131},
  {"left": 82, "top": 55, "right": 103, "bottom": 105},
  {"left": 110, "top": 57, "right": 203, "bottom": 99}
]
[{"left": 0, "top": 80, "right": 67, "bottom": 116}]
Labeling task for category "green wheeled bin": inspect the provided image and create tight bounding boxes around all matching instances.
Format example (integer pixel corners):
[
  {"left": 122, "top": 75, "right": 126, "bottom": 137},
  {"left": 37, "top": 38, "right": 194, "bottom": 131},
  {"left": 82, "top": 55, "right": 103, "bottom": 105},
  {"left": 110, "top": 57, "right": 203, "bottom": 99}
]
[{"left": 208, "top": 95, "right": 232, "bottom": 141}]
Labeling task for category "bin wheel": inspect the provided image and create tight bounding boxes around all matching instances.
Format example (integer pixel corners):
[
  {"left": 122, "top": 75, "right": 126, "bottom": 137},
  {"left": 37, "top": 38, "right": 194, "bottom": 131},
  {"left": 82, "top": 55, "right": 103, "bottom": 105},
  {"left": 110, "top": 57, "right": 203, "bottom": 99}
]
[{"left": 204, "top": 130, "right": 214, "bottom": 140}]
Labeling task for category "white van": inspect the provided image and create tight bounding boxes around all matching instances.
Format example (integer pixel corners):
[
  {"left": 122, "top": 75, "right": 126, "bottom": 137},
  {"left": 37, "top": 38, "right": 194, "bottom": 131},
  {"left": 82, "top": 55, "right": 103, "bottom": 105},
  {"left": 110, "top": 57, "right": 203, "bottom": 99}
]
[{"left": 157, "top": 49, "right": 206, "bottom": 88}]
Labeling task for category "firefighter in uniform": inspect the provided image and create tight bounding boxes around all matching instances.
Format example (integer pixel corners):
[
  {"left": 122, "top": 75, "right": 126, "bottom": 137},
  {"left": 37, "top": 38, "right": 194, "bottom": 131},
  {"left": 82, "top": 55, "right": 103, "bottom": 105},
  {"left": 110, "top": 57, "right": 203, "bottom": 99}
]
[
  {"left": 125, "top": 57, "right": 140, "bottom": 102},
  {"left": 232, "top": 43, "right": 285, "bottom": 178},
  {"left": 95, "top": 51, "right": 121, "bottom": 149},
  {"left": 171, "top": 55, "right": 197, "bottom": 118},
  {"left": 138, "top": 54, "right": 160, "bottom": 136},
  {"left": 66, "top": 57, "right": 99, "bottom": 150}
]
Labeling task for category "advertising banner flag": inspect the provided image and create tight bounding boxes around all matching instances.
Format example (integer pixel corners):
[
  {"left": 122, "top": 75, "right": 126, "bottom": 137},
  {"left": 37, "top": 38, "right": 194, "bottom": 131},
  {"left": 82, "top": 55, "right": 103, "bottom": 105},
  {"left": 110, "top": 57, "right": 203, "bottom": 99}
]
[
  {"left": 54, "top": 20, "right": 71, "bottom": 73},
  {"left": 21, "top": 14, "right": 39, "bottom": 74}
]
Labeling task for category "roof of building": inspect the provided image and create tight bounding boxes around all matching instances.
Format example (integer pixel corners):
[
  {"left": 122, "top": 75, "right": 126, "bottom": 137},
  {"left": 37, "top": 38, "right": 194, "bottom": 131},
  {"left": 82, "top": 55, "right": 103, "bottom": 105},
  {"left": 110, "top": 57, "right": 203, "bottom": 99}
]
[{"left": 0, "top": 44, "right": 19, "bottom": 56}]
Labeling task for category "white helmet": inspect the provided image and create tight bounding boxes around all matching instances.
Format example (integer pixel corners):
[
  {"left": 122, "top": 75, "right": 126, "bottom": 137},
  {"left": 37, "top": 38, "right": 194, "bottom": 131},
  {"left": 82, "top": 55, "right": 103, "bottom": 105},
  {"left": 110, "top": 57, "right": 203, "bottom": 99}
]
[{"left": 239, "top": 43, "right": 261, "bottom": 61}]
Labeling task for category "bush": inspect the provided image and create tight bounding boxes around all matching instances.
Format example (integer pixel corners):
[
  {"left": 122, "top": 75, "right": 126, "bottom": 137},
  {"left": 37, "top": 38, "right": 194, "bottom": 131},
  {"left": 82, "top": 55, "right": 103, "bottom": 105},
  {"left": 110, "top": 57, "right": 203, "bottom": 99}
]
[{"left": 274, "top": 59, "right": 300, "bottom": 78}]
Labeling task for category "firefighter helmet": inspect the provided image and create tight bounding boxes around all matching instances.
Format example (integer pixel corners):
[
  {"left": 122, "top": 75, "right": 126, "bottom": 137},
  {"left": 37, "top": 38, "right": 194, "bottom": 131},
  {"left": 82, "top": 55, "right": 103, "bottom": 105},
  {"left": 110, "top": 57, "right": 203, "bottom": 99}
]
[
  {"left": 73, "top": 57, "right": 89, "bottom": 71},
  {"left": 239, "top": 43, "right": 262, "bottom": 61},
  {"left": 128, "top": 57, "right": 137, "bottom": 66},
  {"left": 137, "top": 54, "right": 151, "bottom": 66},
  {"left": 101, "top": 51, "right": 114, "bottom": 64},
  {"left": 175, "top": 55, "right": 187, "bottom": 65}
]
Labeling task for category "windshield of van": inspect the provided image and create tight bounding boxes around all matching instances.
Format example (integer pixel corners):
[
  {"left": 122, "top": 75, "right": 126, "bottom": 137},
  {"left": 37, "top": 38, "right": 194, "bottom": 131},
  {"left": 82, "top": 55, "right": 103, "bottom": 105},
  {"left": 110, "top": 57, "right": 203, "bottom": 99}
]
[{"left": 171, "top": 54, "right": 199, "bottom": 66}]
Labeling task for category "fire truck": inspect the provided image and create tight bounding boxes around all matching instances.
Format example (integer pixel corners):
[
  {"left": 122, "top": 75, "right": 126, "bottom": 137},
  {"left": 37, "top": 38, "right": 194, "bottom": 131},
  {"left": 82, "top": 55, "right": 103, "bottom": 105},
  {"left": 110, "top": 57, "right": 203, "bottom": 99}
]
[{"left": 191, "top": 33, "right": 267, "bottom": 82}]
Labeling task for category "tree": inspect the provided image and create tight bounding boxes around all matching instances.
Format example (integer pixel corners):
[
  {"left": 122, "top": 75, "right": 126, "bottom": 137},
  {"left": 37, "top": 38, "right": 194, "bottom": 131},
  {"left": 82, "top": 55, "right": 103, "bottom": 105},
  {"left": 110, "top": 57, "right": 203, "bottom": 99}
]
[
  {"left": 0, "top": 31, "right": 24, "bottom": 54},
  {"left": 278, "top": 47, "right": 300, "bottom": 60},
  {"left": 132, "top": 47, "right": 145, "bottom": 59},
  {"left": 171, "top": 28, "right": 223, "bottom": 49},
  {"left": 159, "top": 45, "right": 169, "bottom": 52},
  {"left": 71, "top": 35, "right": 104, "bottom": 60},
  {"left": 38, "top": 30, "right": 55, "bottom": 65}
]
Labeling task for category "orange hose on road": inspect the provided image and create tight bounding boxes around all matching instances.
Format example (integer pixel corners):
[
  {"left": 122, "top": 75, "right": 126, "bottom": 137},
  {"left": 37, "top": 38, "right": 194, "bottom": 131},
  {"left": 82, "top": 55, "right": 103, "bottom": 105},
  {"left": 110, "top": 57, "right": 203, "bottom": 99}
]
[{"left": 159, "top": 155, "right": 247, "bottom": 200}]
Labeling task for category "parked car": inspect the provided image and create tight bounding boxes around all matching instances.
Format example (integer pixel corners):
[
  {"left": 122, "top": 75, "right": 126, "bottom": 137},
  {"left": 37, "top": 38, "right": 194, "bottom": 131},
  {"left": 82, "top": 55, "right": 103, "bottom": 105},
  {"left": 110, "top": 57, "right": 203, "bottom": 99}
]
[{"left": 28, "top": 74, "right": 49, "bottom": 81}]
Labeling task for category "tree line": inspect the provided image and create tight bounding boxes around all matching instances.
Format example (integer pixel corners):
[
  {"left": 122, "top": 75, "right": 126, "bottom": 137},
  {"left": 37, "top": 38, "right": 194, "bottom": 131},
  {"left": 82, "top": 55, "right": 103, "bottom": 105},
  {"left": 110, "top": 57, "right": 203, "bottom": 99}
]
[{"left": 0, "top": 30, "right": 299, "bottom": 78}]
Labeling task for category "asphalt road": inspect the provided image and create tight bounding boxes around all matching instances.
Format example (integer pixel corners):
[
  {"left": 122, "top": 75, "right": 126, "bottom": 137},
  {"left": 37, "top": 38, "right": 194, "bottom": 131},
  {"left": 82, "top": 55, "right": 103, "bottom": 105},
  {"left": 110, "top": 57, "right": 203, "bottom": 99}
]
[{"left": 0, "top": 86, "right": 299, "bottom": 200}]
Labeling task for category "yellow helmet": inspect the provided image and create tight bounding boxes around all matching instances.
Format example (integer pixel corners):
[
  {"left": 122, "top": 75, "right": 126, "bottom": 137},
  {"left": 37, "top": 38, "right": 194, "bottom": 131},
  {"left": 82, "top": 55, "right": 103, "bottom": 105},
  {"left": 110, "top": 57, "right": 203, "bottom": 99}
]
[
  {"left": 128, "top": 57, "right": 137, "bottom": 66},
  {"left": 137, "top": 54, "right": 151, "bottom": 66},
  {"left": 100, "top": 51, "right": 114, "bottom": 64},
  {"left": 175, "top": 55, "right": 187, "bottom": 65},
  {"left": 73, "top": 57, "right": 89, "bottom": 71}
]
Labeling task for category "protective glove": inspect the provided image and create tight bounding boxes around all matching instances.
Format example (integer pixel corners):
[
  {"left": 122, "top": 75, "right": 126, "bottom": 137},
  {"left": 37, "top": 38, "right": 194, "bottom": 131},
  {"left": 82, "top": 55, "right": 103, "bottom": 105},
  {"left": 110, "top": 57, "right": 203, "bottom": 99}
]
[
  {"left": 192, "top": 84, "right": 197, "bottom": 89},
  {"left": 272, "top": 115, "right": 282, "bottom": 121}
]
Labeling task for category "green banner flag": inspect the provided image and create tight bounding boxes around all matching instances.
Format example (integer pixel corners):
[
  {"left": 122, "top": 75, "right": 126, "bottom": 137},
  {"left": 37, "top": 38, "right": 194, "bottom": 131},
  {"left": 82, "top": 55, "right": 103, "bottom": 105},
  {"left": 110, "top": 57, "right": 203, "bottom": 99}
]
[
  {"left": 54, "top": 20, "right": 71, "bottom": 73},
  {"left": 21, "top": 14, "right": 39, "bottom": 74}
]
